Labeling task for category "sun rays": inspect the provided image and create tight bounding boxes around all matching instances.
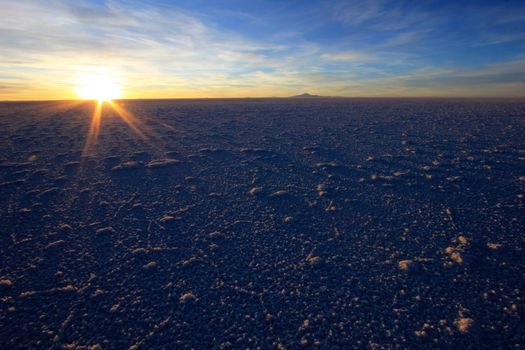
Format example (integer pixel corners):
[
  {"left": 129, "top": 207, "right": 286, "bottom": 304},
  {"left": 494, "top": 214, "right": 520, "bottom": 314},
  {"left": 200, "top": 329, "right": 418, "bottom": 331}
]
[
  {"left": 107, "top": 101, "right": 148, "bottom": 140},
  {"left": 74, "top": 70, "right": 168, "bottom": 158},
  {"left": 80, "top": 100, "right": 159, "bottom": 158},
  {"left": 81, "top": 101, "right": 102, "bottom": 157}
]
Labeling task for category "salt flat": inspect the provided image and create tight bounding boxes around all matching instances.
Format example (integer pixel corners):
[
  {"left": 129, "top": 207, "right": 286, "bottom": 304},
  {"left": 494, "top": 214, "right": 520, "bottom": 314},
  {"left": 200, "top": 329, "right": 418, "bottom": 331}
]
[{"left": 0, "top": 98, "right": 524, "bottom": 348}]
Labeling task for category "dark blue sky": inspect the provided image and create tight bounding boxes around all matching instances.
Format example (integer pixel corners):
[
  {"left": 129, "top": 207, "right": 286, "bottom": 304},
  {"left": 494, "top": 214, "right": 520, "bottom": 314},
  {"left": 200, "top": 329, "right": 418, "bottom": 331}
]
[{"left": 1, "top": 0, "right": 524, "bottom": 98}]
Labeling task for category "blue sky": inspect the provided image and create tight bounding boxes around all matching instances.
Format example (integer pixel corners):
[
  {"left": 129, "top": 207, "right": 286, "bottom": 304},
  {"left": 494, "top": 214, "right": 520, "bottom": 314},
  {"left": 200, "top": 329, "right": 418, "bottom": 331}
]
[{"left": 1, "top": 0, "right": 525, "bottom": 99}]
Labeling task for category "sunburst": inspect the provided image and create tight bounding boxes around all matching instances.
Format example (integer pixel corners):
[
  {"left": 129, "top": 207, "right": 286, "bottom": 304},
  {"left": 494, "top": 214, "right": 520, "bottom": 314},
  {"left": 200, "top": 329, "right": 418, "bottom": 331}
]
[{"left": 75, "top": 73, "right": 122, "bottom": 102}]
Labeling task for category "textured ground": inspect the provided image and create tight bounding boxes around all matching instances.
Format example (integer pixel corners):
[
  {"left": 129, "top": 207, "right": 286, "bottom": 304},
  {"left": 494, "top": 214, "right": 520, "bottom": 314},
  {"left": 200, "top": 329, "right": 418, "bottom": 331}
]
[{"left": 0, "top": 98, "right": 524, "bottom": 349}]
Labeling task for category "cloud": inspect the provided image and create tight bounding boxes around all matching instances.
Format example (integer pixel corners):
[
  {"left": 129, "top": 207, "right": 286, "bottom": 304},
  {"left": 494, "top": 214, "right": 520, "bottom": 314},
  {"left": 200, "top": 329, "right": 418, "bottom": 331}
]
[
  {"left": 337, "top": 60, "right": 525, "bottom": 97},
  {"left": 321, "top": 51, "right": 376, "bottom": 62},
  {"left": 0, "top": 0, "right": 299, "bottom": 97},
  {"left": 330, "top": 0, "right": 435, "bottom": 31},
  {"left": 331, "top": 0, "right": 386, "bottom": 27},
  {"left": 378, "top": 30, "right": 426, "bottom": 49}
]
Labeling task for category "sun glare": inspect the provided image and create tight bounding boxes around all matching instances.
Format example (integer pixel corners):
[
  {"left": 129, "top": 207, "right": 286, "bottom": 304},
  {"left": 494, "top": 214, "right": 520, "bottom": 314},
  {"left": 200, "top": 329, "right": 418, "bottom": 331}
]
[{"left": 76, "top": 73, "right": 122, "bottom": 102}]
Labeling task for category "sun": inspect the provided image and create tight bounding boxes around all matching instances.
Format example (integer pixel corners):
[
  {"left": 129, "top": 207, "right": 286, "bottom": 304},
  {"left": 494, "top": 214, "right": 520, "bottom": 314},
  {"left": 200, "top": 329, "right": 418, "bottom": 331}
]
[{"left": 75, "top": 73, "right": 122, "bottom": 102}]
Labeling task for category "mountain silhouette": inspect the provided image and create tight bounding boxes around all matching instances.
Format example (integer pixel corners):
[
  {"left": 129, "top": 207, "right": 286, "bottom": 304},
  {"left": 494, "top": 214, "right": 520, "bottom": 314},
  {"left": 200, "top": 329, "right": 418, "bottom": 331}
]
[{"left": 290, "top": 93, "right": 321, "bottom": 98}]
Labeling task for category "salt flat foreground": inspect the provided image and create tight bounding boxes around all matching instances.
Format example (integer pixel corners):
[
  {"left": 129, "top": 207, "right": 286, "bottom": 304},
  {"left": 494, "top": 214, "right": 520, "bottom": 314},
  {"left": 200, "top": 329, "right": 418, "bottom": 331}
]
[{"left": 0, "top": 99, "right": 524, "bottom": 349}]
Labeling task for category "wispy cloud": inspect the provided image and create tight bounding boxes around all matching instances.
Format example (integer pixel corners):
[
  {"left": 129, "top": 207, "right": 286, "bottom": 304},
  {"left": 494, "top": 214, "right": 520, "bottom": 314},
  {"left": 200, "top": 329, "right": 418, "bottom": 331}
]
[
  {"left": 337, "top": 60, "right": 525, "bottom": 97},
  {"left": 330, "top": 0, "right": 436, "bottom": 31},
  {"left": 321, "top": 51, "right": 376, "bottom": 62}
]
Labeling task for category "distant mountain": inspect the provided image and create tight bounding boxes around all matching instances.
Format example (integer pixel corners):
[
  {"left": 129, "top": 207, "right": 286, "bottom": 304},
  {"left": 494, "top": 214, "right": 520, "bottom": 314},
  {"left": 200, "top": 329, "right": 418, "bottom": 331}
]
[{"left": 289, "top": 93, "right": 321, "bottom": 98}]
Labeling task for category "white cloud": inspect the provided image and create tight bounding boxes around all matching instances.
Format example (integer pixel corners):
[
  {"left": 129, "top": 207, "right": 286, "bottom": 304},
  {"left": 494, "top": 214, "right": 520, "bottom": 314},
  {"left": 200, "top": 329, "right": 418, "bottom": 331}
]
[{"left": 321, "top": 51, "right": 376, "bottom": 62}]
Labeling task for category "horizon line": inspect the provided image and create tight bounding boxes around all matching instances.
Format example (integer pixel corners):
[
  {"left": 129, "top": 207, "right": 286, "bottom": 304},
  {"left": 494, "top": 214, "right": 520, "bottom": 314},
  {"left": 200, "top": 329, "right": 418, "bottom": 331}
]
[{"left": 2, "top": 96, "right": 525, "bottom": 103}]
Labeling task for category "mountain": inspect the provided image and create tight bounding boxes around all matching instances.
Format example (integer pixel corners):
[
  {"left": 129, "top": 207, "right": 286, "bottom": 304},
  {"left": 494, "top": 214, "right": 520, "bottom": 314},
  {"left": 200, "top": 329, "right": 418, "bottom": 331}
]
[{"left": 289, "top": 93, "right": 321, "bottom": 98}]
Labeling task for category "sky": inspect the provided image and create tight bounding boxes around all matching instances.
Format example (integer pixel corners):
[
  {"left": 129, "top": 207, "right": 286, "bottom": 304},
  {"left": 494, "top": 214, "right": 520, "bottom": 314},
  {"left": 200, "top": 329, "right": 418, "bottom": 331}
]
[{"left": 1, "top": 0, "right": 525, "bottom": 100}]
